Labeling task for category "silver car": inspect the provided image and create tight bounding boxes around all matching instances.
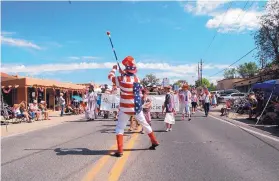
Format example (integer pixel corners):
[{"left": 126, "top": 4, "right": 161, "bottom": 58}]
[{"left": 218, "top": 93, "right": 247, "bottom": 103}]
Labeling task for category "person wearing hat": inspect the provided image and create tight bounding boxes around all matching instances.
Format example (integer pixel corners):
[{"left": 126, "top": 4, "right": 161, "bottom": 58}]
[
  {"left": 85, "top": 84, "right": 97, "bottom": 121},
  {"left": 180, "top": 84, "right": 192, "bottom": 121},
  {"left": 59, "top": 93, "right": 66, "bottom": 117},
  {"left": 141, "top": 89, "right": 152, "bottom": 134},
  {"left": 108, "top": 56, "right": 159, "bottom": 157},
  {"left": 247, "top": 91, "right": 258, "bottom": 120},
  {"left": 162, "top": 85, "right": 176, "bottom": 131}
]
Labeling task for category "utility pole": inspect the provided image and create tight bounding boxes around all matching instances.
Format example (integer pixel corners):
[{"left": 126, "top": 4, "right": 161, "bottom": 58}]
[
  {"left": 197, "top": 63, "right": 200, "bottom": 82},
  {"left": 200, "top": 59, "right": 203, "bottom": 86}
]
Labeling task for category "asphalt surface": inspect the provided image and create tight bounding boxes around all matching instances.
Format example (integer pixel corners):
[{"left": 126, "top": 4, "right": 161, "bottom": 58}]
[{"left": 1, "top": 112, "right": 279, "bottom": 181}]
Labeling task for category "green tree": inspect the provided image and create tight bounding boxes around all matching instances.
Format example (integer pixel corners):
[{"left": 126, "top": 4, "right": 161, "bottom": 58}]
[
  {"left": 173, "top": 80, "right": 188, "bottom": 87},
  {"left": 141, "top": 74, "right": 160, "bottom": 87},
  {"left": 195, "top": 78, "right": 211, "bottom": 88},
  {"left": 237, "top": 62, "right": 258, "bottom": 78},
  {"left": 208, "top": 83, "right": 217, "bottom": 91},
  {"left": 223, "top": 68, "right": 237, "bottom": 79},
  {"left": 254, "top": 0, "right": 279, "bottom": 65}
]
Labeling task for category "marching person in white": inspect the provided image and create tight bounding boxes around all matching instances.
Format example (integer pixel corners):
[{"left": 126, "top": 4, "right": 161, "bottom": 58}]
[
  {"left": 180, "top": 84, "right": 192, "bottom": 121},
  {"left": 163, "top": 85, "right": 176, "bottom": 132},
  {"left": 179, "top": 89, "right": 186, "bottom": 119},
  {"left": 85, "top": 84, "right": 97, "bottom": 121},
  {"left": 203, "top": 88, "right": 211, "bottom": 117}
]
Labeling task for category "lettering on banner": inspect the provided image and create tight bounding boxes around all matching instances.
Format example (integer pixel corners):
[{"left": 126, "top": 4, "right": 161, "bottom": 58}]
[{"left": 100, "top": 94, "right": 179, "bottom": 112}]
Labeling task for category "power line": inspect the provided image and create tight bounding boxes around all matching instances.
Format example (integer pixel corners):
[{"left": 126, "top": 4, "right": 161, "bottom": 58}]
[
  {"left": 235, "top": 0, "right": 250, "bottom": 23},
  {"left": 202, "top": 1, "right": 234, "bottom": 58},
  {"left": 209, "top": 47, "right": 257, "bottom": 77},
  {"left": 236, "top": 1, "right": 255, "bottom": 32}
]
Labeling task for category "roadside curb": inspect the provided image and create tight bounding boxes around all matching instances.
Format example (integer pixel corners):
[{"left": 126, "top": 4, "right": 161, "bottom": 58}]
[
  {"left": 1, "top": 115, "right": 85, "bottom": 139},
  {"left": 1, "top": 121, "right": 67, "bottom": 139},
  {"left": 207, "top": 112, "right": 279, "bottom": 142}
]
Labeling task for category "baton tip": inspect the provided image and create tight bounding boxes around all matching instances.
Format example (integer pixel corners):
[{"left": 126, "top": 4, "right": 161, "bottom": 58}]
[{"left": 106, "top": 31, "right": 110, "bottom": 36}]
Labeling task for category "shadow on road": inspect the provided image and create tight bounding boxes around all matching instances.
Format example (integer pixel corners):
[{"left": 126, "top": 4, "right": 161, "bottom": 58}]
[
  {"left": 54, "top": 148, "right": 149, "bottom": 156},
  {"left": 102, "top": 124, "right": 116, "bottom": 127},
  {"left": 65, "top": 119, "right": 116, "bottom": 123},
  {"left": 153, "top": 130, "right": 167, "bottom": 133}
]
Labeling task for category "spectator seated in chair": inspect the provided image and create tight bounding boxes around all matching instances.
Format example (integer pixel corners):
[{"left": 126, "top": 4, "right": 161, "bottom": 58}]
[
  {"left": 29, "top": 100, "right": 42, "bottom": 121},
  {"left": 65, "top": 104, "right": 75, "bottom": 114},
  {"left": 247, "top": 92, "right": 258, "bottom": 120},
  {"left": 221, "top": 99, "right": 232, "bottom": 116},
  {"left": 15, "top": 102, "right": 32, "bottom": 123},
  {"left": 39, "top": 101, "right": 50, "bottom": 120},
  {"left": 79, "top": 103, "right": 85, "bottom": 114}
]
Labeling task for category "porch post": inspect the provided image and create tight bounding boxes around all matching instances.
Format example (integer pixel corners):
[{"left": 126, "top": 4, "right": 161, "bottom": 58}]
[
  {"left": 44, "top": 87, "right": 47, "bottom": 102},
  {"left": 25, "top": 86, "right": 28, "bottom": 107}
]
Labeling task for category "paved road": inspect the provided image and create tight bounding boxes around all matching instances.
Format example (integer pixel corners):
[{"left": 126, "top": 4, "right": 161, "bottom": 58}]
[{"left": 2, "top": 112, "right": 279, "bottom": 181}]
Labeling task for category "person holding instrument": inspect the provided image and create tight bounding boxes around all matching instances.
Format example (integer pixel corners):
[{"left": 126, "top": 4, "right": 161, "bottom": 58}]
[{"left": 108, "top": 56, "right": 159, "bottom": 157}]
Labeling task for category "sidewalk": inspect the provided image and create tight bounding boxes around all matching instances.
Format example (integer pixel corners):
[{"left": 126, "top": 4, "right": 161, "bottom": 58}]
[
  {"left": 1, "top": 111, "right": 85, "bottom": 138},
  {"left": 208, "top": 105, "right": 279, "bottom": 138}
]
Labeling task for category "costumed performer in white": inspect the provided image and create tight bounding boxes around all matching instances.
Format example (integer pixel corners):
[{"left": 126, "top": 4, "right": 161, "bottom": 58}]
[{"left": 85, "top": 84, "right": 97, "bottom": 121}]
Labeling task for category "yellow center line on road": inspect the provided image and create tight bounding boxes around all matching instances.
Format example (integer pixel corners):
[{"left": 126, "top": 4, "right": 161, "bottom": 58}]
[
  {"left": 82, "top": 144, "right": 117, "bottom": 181},
  {"left": 82, "top": 127, "right": 141, "bottom": 181},
  {"left": 108, "top": 133, "right": 139, "bottom": 181}
]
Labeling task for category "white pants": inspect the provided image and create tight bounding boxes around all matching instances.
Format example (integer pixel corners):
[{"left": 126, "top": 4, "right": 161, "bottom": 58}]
[
  {"left": 185, "top": 104, "right": 191, "bottom": 114},
  {"left": 116, "top": 111, "right": 153, "bottom": 135}
]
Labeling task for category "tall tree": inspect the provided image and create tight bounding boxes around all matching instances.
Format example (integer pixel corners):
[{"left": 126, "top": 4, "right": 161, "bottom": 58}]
[
  {"left": 237, "top": 62, "right": 258, "bottom": 78},
  {"left": 195, "top": 78, "right": 211, "bottom": 88},
  {"left": 141, "top": 74, "right": 160, "bottom": 87},
  {"left": 173, "top": 80, "right": 188, "bottom": 87},
  {"left": 208, "top": 83, "right": 217, "bottom": 91},
  {"left": 223, "top": 68, "right": 237, "bottom": 79},
  {"left": 254, "top": 0, "right": 279, "bottom": 65}
]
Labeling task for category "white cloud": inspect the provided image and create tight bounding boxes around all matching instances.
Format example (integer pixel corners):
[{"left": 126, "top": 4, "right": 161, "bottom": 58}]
[
  {"left": 1, "top": 32, "right": 41, "bottom": 50},
  {"left": 207, "top": 76, "right": 224, "bottom": 85},
  {"left": 206, "top": 8, "right": 263, "bottom": 33},
  {"left": 68, "top": 56, "right": 101, "bottom": 60},
  {"left": 2, "top": 61, "right": 229, "bottom": 85},
  {"left": 68, "top": 56, "right": 81, "bottom": 60},
  {"left": 182, "top": 0, "right": 231, "bottom": 15},
  {"left": 181, "top": 1, "right": 265, "bottom": 33},
  {"left": 1, "top": 31, "right": 16, "bottom": 36}
]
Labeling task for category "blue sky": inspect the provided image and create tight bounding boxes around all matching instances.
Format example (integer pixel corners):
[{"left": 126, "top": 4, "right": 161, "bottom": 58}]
[{"left": 1, "top": 1, "right": 267, "bottom": 85}]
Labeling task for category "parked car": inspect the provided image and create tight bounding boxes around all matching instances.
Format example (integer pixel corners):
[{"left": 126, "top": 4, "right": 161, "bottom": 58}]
[
  {"left": 218, "top": 92, "right": 247, "bottom": 103},
  {"left": 220, "top": 89, "right": 240, "bottom": 96}
]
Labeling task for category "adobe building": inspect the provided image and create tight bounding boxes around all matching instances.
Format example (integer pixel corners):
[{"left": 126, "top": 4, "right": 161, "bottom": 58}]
[
  {"left": 216, "top": 78, "right": 244, "bottom": 90},
  {"left": 1, "top": 73, "right": 86, "bottom": 110}
]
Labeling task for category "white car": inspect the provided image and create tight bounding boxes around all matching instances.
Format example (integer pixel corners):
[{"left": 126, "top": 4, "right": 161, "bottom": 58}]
[
  {"left": 210, "top": 91, "right": 221, "bottom": 98},
  {"left": 218, "top": 93, "right": 247, "bottom": 103}
]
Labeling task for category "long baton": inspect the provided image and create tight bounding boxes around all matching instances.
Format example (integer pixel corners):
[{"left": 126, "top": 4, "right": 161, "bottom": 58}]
[{"left": 106, "top": 31, "right": 123, "bottom": 74}]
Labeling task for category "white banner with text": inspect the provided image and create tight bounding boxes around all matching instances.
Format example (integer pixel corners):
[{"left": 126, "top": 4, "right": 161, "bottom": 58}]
[{"left": 99, "top": 94, "right": 179, "bottom": 112}]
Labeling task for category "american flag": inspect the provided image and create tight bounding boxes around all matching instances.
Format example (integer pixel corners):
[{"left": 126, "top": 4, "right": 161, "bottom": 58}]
[{"left": 133, "top": 82, "right": 142, "bottom": 114}]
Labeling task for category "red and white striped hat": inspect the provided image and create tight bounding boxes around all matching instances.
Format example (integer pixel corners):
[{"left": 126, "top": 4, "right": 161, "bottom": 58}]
[{"left": 122, "top": 56, "right": 137, "bottom": 73}]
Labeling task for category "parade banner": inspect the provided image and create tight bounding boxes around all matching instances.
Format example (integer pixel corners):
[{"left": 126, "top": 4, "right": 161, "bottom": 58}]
[
  {"left": 100, "top": 94, "right": 179, "bottom": 112},
  {"left": 173, "top": 94, "right": 180, "bottom": 112},
  {"left": 162, "top": 78, "right": 170, "bottom": 87},
  {"left": 100, "top": 93, "right": 120, "bottom": 111}
]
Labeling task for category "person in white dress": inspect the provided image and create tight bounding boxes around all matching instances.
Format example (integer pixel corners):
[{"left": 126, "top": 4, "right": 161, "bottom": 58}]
[
  {"left": 162, "top": 86, "right": 176, "bottom": 132},
  {"left": 85, "top": 84, "right": 97, "bottom": 121}
]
